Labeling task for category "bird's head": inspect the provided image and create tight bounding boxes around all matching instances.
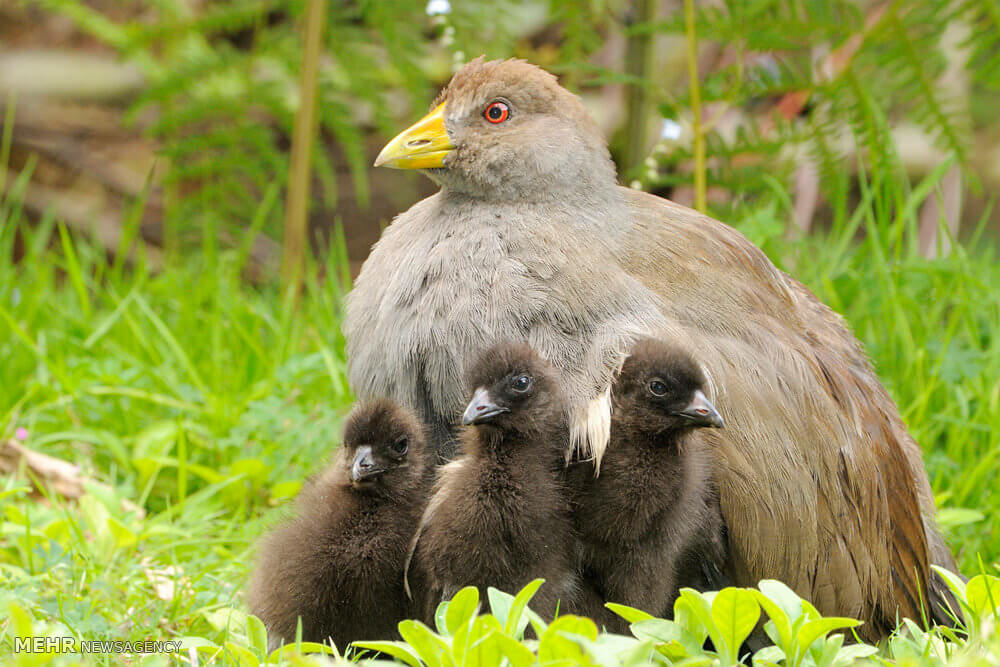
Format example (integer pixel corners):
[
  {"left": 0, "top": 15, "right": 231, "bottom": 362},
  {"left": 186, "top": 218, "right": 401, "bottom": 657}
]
[
  {"left": 461, "top": 342, "right": 564, "bottom": 437},
  {"left": 342, "top": 399, "right": 427, "bottom": 493},
  {"left": 613, "top": 338, "right": 724, "bottom": 441},
  {"left": 374, "top": 57, "right": 617, "bottom": 201}
]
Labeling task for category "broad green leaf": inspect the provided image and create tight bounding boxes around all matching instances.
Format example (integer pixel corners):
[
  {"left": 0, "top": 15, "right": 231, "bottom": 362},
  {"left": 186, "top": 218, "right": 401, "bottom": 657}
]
[
  {"left": 809, "top": 632, "right": 843, "bottom": 667},
  {"left": 487, "top": 587, "right": 514, "bottom": 627},
  {"left": 538, "top": 615, "right": 599, "bottom": 666},
  {"left": 245, "top": 614, "right": 268, "bottom": 657},
  {"left": 753, "top": 591, "right": 793, "bottom": 653},
  {"left": 269, "top": 480, "right": 303, "bottom": 503},
  {"left": 711, "top": 587, "right": 761, "bottom": 663},
  {"left": 936, "top": 507, "right": 984, "bottom": 529},
  {"left": 752, "top": 645, "right": 785, "bottom": 666},
  {"left": 630, "top": 618, "right": 701, "bottom": 656},
  {"left": 397, "top": 619, "right": 450, "bottom": 667},
  {"left": 675, "top": 589, "right": 715, "bottom": 648},
  {"left": 795, "top": 617, "right": 861, "bottom": 653},
  {"left": 504, "top": 578, "right": 545, "bottom": 637},
  {"left": 966, "top": 574, "right": 1000, "bottom": 617},
  {"left": 454, "top": 615, "right": 503, "bottom": 667},
  {"left": 352, "top": 640, "right": 422, "bottom": 667},
  {"left": 758, "top": 580, "right": 804, "bottom": 623},
  {"left": 606, "top": 602, "right": 656, "bottom": 624},
  {"left": 435, "top": 598, "right": 450, "bottom": 635},
  {"left": 8, "top": 602, "right": 34, "bottom": 638},
  {"left": 489, "top": 631, "right": 536, "bottom": 667},
  {"left": 932, "top": 565, "right": 968, "bottom": 606},
  {"left": 222, "top": 640, "right": 259, "bottom": 667},
  {"left": 445, "top": 586, "right": 480, "bottom": 635},
  {"left": 267, "top": 641, "right": 337, "bottom": 661},
  {"left": 107, "top": 516, "right": 137, "bottom": 550},
  {"left": 833, "top": 643, "right": 878, "bottom": 664}
]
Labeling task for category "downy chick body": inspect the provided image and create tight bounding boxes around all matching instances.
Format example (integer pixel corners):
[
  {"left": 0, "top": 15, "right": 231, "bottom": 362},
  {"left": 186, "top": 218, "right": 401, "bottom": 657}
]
[
  {"left": 571, "top": 338, "right": 728, "bottom": 631},
  {"left": 407, "top": 343, "right": 579, "bottom": 621},
  {"left": 247, "top": 399, "right": 432, "bottom": 650}
]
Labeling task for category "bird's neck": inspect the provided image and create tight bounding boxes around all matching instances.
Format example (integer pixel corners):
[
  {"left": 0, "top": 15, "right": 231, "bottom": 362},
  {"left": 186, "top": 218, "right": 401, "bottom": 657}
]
[
  {"left": 437, "top": 172, "right": 623, "bottom": 209},
  {"left": 473, "top": 424, "right": 567, "bottom": 470}
]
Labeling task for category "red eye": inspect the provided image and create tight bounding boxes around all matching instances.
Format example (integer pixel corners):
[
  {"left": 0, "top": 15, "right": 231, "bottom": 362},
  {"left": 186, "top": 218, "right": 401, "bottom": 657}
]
[{"left": 484, "top": 101, "right": 510, "bottom": 124}]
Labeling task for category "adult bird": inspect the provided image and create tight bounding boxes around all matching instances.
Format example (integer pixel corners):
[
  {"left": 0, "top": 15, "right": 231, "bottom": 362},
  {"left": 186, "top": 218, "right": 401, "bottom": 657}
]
[{"left": 344, "top": 57, "right": 957, "bottom": 639}]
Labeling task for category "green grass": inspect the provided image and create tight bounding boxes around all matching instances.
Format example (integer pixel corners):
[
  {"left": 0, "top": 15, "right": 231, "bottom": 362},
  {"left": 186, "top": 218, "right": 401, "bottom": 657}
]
[{"left": 0, "top": 158, "right": 998, "bottom": 665}]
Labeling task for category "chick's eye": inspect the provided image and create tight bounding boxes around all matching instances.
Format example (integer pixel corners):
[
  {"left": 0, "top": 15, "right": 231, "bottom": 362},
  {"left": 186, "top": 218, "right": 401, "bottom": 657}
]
[
  {"left": 511, "top": 374, "right": 532, "bottom": 392},
  {"left": 392, "top": 437, "right": 408, "bottom": 455},
  {"left": 484, "top": 101, "right": 510, "bottom": 124},
  {"left": 648, "top": 380, "right": 668, "bottom": 396}
]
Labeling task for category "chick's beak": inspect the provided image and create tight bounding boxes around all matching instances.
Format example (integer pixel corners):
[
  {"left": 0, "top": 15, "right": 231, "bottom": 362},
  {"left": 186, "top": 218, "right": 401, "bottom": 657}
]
[
  {"left": 462, "top": 387, "right": 509, "bottom": 425},
  {"left": 676, "top": 390, "right": 725, "bottom": 428},
  {"left": 374, "top": 102, "right": 454, "bottom": 169},
  {"left": 350, "top": 445, "right": 383, "bottom": 483}
]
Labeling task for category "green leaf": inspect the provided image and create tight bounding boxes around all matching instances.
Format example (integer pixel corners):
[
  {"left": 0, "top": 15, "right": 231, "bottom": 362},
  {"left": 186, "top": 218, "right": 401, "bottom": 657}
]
[
  {"left": 538, "top": 615, "right": 599, "bottom": 665},
  {"left": 936, "top": 507, "right": 985, "bottom": 529},
  {"left": 445, "top": 586, "right": 480, "bottom": 635},
  {"left": 352, "top": 640, "right": 422, "bottom": 667},
  {"left": 222, "top": 641, "right": 260, "bottom": 666},
  {"left": 266, "top": 641, "right": 337, "bottom": 661},
  {"left": 489, "top": 631, "right": 536, "bottom": 667},
  {"left": 795, "top": 617, "right": 861, "bottom": 653},
  {"left": 245, "top": 614, "right": 268, "bottom": 657},
  {"left": 710, "top": 587, "right": 761, "bottom": 663},
  {"left": 674, "top": 589, "right": 715, "bottom": 649},
  {"left": 966, "top": 574, "right": 1000, "bottom": 617},
  {"left": 454, "top": 615, "right": 503, "bottom": 667},
  {"left": 606, "top": 602, "right": 656, "bottom": 625},
  {"left": 931, "top": 565, "right": 968, "bottom": 607},
  {"left": 487, "top": 587, "right": 514, "bottom": 627},
  {"left": 758, "top": 580, "right": 804, "bottom": 623},
  {"left": 752, "top": 645, "right": 786, "bottom": 666},
  {"left": 504, "top": 578, "right": 545, "bottom": 637},
  {"left": 753, "top": 591, "right": 793, "bottom": 653},
  {"left": 630, "top": 619, "right": 695, "bottom": 661},
  {"left": 397, "top": 619, "right": 450, "bottom": 667}
]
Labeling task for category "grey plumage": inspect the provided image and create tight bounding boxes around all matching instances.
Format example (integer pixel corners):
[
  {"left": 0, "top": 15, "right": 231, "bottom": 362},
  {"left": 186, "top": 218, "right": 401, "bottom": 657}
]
[{"left": 345, "top": 57, "right": 958, "bottom": 638}]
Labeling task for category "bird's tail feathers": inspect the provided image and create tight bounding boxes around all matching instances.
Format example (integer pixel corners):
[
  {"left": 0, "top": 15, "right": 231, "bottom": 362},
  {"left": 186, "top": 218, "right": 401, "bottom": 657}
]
[{"left": 569, "top": 387, "right": 612, "bottom": 472}]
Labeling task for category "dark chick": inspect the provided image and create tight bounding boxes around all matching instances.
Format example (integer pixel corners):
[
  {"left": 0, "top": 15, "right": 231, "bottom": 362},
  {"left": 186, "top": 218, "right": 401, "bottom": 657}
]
[
  {"left": 571, "top": 338, "right": 727, "bottom": 632},
  {"left": 247, "top": 400, "right": 432, "bottom": 650},
  {"left": 407, "top": 343, "right": 579, "bottom": 622}
]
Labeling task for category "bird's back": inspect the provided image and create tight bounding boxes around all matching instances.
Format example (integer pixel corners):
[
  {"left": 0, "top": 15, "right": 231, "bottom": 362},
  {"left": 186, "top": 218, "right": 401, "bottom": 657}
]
[{"left": 616, "top": 186, "right": 951, "bottom": 637}]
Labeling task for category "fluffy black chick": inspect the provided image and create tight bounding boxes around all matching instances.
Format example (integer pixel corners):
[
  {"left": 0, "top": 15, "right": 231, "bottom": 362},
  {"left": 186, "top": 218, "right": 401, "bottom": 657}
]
[
  {"left": 570, "top": 338, "right": 729, "bottom": 632},
  {"left": 406, "top": 343, "right": 580, "bottom": 622},
  {"left": 247, "top": 399, "right": 432, "bottom": 650}
]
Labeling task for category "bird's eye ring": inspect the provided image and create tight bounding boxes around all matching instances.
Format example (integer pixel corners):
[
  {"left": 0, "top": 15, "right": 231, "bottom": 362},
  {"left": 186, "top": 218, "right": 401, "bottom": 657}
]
[
  {"left": 511, "top": 374, "right": 532, "bottom": 392},
  {"left": 392, "top": 437, "right": 408, "bottom": 455},
  {"left": 648, "top": 379, "right": 668, "bottom": 396},
  {"left": 484, "top": 101, "right": 510, "bottom": 124}
]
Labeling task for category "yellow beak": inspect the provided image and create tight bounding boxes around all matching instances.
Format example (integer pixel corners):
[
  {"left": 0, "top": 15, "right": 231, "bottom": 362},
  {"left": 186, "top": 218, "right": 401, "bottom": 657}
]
[{"left": 374, "top": 103, "right": 454, "bottom": 169}]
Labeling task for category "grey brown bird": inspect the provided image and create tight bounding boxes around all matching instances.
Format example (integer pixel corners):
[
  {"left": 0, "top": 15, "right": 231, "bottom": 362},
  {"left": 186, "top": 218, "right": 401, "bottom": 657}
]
[
  {"left": 247, "top": 400, "right": 432, "bottom": 650},
  {"left": 344, "top": 57, "right": 957, "bottom": 638},
  {"left": 571, "top": 338, "right": 729, "bottom": 633},
  {"left": 406, "top": 343, "right": 580, "bottom": 622}
]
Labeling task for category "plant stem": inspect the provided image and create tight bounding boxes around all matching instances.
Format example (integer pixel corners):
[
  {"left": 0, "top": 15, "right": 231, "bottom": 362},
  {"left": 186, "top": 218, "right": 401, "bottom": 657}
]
[
  {"left": 684, "top": 0, "right": 706, "bottom": 213},
  {"left": 623, "top": 0, "right": 655, "bottom": 172},
  {"left": 282, "top": 0, "right": 327, "bottom": 294}
]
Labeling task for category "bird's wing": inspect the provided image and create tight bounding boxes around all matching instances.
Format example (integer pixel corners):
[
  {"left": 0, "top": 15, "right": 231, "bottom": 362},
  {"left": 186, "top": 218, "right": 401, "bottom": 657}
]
[
  {"left": 403, "top": 458, "right": 464, "bottom": 601},
  {"left": 618, "top": 188, "right": 943, "bottom": 634}
]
